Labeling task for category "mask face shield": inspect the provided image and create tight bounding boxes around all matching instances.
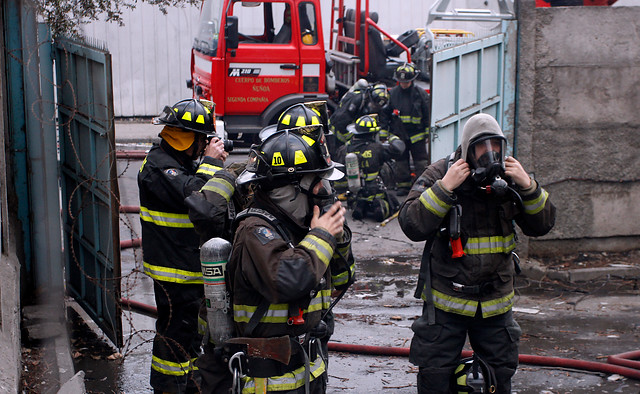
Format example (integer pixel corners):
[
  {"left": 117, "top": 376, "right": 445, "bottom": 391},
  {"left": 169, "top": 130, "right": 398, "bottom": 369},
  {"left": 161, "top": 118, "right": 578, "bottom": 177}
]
[
  {"left": 369, "top": 86, "right": 389, "bottom": 108},
  {"left": 468, "top": 136, "right": 506, "bottom": 184}
]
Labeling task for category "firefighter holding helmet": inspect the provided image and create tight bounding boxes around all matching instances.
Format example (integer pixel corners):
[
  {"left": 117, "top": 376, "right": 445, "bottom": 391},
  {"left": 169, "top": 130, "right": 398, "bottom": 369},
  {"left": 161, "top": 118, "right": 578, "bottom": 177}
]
[
  {"left": 398, "top": 113, "right": 556, "bottom": 393},
  {"left": 216, "top": 125, "right": 355, "bottom": 393},
  {"left": 138, "top": 98, "right": 229, "bottom": 393},
  {"left": 381, "top": 62, "right": 431, "bottom": 195}
]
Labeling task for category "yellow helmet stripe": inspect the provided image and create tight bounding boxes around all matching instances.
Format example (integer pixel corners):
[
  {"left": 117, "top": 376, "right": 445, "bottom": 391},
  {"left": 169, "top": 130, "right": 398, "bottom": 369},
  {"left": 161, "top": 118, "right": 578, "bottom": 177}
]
[
  {"left": 280, "top": 114, "right": 292, "bottom": 126},
  {"left": 294, "top": 150, "right": 308, "bottom": 165},
  {"left": 302, "top": 135, "right": 316, "bottom": 146}
]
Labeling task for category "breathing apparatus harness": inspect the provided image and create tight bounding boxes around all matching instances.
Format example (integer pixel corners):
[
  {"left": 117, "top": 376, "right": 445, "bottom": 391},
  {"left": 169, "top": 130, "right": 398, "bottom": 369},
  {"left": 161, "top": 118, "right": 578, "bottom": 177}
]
[{"left": 226, "top": 197, "right": 353, "bottom": 394}]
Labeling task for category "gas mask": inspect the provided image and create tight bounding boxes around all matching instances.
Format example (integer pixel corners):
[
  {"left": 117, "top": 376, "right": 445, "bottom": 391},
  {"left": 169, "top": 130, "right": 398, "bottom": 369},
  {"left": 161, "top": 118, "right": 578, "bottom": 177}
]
[
  {"left": 468, "top": 136, "right": 508, "bottom": 195},
  {"left": 300, "top": 175, "right": 338, "bottom": 218}
]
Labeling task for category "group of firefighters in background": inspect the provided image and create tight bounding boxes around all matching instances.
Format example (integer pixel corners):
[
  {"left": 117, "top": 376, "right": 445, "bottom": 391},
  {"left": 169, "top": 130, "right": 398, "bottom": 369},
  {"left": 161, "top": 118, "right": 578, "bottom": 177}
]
[{"left": 138, "top": 62, "right": 556, "bottom": 393}]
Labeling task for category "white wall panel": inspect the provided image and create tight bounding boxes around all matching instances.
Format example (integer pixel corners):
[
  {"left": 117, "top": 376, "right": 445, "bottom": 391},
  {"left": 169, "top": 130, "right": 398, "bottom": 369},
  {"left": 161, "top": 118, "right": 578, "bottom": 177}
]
[{"left": 83, "top": 1, "right": 496, "bottom": 117}]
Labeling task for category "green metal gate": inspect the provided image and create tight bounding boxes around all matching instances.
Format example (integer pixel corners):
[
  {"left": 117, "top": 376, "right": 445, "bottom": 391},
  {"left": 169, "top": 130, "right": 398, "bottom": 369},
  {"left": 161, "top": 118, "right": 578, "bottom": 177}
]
[
  {"left": 55, "top": 37, "right": 122, "bottom": 347},
  {"left": 427, "top": 0, "right": 517, "bottom": 162}
]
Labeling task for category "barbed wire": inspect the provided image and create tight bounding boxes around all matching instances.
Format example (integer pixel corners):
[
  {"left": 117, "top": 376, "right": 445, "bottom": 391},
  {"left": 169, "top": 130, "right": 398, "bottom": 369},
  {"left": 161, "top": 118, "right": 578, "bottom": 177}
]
[{"left": 11, "top": 29, "right": 202, "bottom": 390}]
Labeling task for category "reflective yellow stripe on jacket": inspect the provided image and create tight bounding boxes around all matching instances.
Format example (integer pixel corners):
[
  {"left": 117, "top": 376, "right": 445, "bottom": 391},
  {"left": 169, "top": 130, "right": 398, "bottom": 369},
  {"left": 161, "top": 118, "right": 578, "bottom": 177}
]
[
  {"left": 463, "top": 234, "right": 516, "bottom": 255},
  {"left": 409, "top": 129, "right": 429, "bottom": 144},
  {"left": 140, "top": 206, "right": 194, "bottom": 228},
  {"left": 332, "top": 262, "right": 355, "bottom": 288},
  {"left": 151, "top": 355, "right": 198, "bottom": 377},
  {"left": 419, "top": 188, "right": 451, "bottom": 218},
  {"left": 299, "top": 234, "right": 333, "bottom": 267},
  {"left": 234, "top": 290, "right": 331, "bottom": 324},
  {"left": 524, "top": 189, "right": 549, "bottom": 215},
  {"left": 143, "top": 261, "right": 203, "bottom": 284},
  {"left": 196, "top": 162, "right": 222, "bottom": 177},
  {"left": 363, "top": 171, "right": 379, "bottom": 181},
  {"left": 241, "top": 355, "right": 326, "bottom": 393},
  {"left": 201, "top": 177, "right": 234, "bottom": 202},
  {"left": 429, "top": 288, "right": 515, "bottom": 318},
  {"left": 399, "top": 115, "right": 422, "bottom": 125}
]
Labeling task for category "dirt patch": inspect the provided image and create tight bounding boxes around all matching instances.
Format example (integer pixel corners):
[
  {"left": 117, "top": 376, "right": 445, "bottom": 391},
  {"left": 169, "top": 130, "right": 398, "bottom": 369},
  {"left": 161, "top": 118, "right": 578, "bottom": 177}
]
[
  {"left": 20, "top": 346, "right": 57, "bottom": 393},
  {"left": 20, "top": 307, "right": 122, "bottom": 393},
  {"left": 68, "top": 308, "right": 119, "bottom": 361},
  {"left": 542, "top": 249, "right": 640, "bottom": 270}
]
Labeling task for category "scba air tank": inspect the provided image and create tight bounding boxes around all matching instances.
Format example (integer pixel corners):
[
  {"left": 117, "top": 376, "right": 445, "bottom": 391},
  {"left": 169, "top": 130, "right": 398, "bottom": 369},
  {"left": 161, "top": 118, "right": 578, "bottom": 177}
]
[
  {"left": 345, "top": 152, "right": 361, "bottom": 193},
  {"left": 200, "top": 237, "right": 235, "bottom": 345}
]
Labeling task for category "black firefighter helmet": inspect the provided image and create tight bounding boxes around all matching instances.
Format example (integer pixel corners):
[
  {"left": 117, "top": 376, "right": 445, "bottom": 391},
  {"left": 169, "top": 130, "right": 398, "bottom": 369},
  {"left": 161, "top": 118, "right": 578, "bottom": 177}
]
[
  {"left": 346, "top": 114, "right": 381, "bottom": 136},
  {"left": 237, "top": 125, "right": 343, "bottom": 185},
  {"left": 393, "top": 62, "right": 420, "bottom": 82},
  {"left": 276, "top": 101, "right": 330, "bottom": 135},
  {"left": 260, "top": 101, "right": 331, "bottom": 141},
  {"left": 154, "top": 98, "right": 215, "bottom": 135}
]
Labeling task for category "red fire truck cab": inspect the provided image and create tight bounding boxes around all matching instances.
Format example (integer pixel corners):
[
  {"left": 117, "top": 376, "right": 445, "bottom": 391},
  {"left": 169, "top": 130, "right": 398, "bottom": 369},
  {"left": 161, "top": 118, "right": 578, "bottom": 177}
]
[
  {"left": 189, "top": 0, "right": 414, "bottom": 141},
  {"left": 189, "top": 0, "right": 330, "bottom": 140}
]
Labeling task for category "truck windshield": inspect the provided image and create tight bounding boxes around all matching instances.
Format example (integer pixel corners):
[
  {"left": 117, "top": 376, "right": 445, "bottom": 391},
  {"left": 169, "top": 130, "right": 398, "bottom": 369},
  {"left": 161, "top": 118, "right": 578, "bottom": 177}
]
[{"left": 193, "top": 0, "right": 223, "bottom": 56}]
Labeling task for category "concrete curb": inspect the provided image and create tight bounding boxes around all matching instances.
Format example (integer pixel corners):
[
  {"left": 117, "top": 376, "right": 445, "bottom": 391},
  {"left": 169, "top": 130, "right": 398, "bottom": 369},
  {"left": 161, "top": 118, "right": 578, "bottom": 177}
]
[
  {"left": 521, "top": 259, "right": 640, "bottom": 283},
  {"left": 57, "top": 371, "right": 86, "bottom": 394}
]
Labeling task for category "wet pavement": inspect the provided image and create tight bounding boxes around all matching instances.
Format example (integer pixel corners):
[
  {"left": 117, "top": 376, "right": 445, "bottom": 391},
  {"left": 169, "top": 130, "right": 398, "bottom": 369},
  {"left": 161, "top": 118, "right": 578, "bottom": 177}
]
[{"left": 72, "top": 149, "right": 640, "bottom": 393}]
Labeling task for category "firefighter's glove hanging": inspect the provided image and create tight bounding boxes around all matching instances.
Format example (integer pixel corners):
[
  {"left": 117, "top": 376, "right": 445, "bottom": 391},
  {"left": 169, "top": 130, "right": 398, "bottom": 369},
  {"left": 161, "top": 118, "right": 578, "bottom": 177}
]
[{"left": 309, "top": 320, "right": 328, "bottom": 340}]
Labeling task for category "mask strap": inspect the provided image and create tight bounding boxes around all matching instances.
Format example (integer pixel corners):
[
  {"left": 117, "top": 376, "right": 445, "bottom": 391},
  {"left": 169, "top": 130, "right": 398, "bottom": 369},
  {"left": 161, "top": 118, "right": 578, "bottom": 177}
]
[
  {"left": 290, "top": 181, "right": 302, "bottom": 202},
  {"left": 299, "top": 176, "right": 322, "bottom": 197}
]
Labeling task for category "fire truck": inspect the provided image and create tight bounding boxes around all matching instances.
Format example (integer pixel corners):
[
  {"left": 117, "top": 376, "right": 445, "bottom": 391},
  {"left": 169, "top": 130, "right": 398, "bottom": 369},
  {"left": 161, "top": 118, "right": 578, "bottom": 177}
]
[
  {"left": 188, "top": 0, "right": 416, "bottom": 142},
  {"left": 188, "top": 0, "right": 517, "bottom": 161}
]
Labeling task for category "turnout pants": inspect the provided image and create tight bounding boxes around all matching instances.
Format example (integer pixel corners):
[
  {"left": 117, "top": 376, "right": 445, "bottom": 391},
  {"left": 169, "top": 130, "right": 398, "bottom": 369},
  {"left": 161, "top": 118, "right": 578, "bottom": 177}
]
[
  {"left": 151, "top": 281, "right": 204, "bottom": 393},
  {"left": 396, "top": 139, "right": 428, "bottom": 191},
  {"left": 410, "top": 305, "right": 521, "bottom": 394}
]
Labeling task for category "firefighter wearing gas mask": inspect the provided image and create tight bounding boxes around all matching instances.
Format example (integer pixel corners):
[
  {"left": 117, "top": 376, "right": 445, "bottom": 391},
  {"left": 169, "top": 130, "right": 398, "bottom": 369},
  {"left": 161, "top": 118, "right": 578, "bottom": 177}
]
[
  {"left": 219, "top": 126, "right": 355, "bottom": 393},
  {"left": 398, "top": 113, "right": 556, "bottom": 394},
  {"left": 328, "top": 79, "right": 389, "bottom": 156},
  {"left": 138, "top": 98, "right": 230, "bottom": 393},
  {"left": 333, "top": 114, "right": 405, "bottom": 222}
]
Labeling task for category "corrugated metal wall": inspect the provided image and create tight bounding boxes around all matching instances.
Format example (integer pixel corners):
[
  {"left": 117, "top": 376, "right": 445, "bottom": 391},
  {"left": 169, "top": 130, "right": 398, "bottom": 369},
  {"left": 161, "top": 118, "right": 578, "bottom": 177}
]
[
  {"left": 83, "top": 1, "right": 495, "bottom": 117},
  {"left": 82, "top": 3, "right": 200, "bottom": 117}
]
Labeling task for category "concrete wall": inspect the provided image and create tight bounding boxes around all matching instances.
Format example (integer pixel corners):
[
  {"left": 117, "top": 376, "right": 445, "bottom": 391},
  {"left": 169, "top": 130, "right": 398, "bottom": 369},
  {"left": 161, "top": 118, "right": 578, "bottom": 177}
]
[{"left": 516, "top": 1, "right": 640, "bottom": 256}]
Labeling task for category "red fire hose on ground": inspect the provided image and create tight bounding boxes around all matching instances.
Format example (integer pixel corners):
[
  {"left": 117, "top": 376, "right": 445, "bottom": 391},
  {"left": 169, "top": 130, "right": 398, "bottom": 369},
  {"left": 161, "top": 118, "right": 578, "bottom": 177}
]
[
  {"left": 118, "top": 297, "right": 640, "bottom": 380},
  {"left": 116, "top": 150, "right": 148, "bottom": 160},
  {"left": 116, "top": 191, "right": 640, "bottom": 380}
]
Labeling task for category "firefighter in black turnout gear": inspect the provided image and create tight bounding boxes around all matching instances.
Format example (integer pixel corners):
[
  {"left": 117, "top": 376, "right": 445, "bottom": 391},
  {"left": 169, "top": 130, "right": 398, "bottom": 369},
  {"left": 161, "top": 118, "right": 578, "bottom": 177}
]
[
  {"left": 382, "top": 63, "right": 430, "bottom": 195},
  {"left": 328, "top": 79, "right": 389, "bottom": 156},
  {"left": 216, "top": 126, "right": 356, "bottom": 393},
  {"left": 138, "top": 98, "right": 229, "bottom": 393},
  {"left": 398, "top": 114, "right": 556, "bottom": 394},
  {"left": 334, "top": 114, "right": 405, "bottom": 222}
]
